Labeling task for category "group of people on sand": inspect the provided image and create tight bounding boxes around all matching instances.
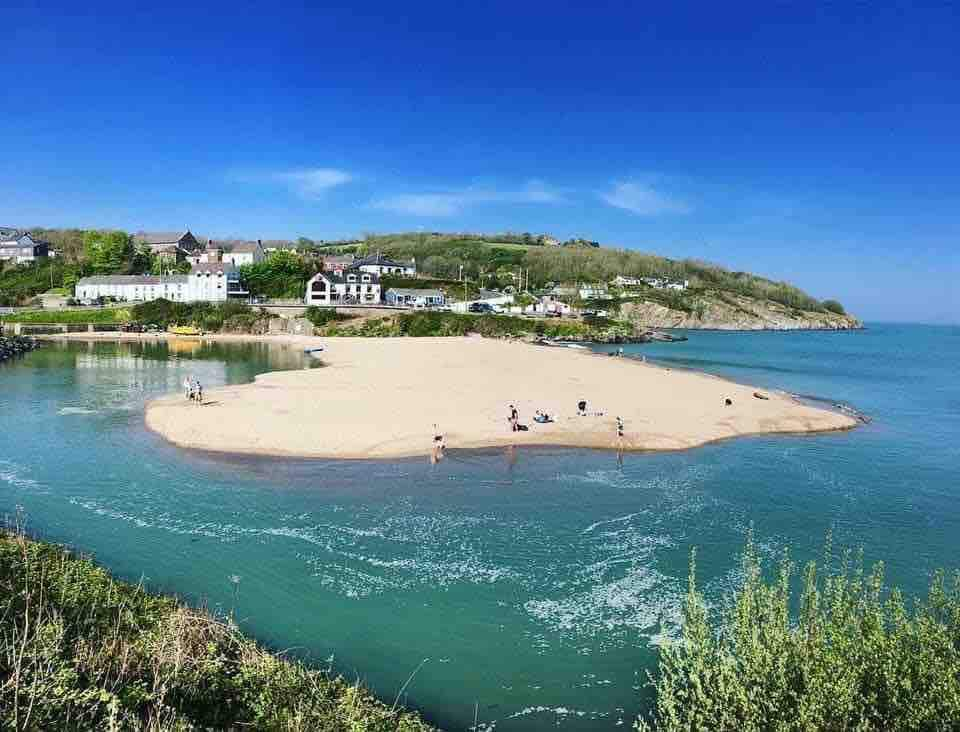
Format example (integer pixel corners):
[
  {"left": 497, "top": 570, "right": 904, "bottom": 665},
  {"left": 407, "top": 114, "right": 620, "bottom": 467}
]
[
  {"left": 507, "top": 401, "right": 626, "bottom": 444},
  {"left": 182, "top": 375, "right": 204, "bottom": 405},
  {"left": 430, "top": 401, "right": 628, "bottom": 464}
]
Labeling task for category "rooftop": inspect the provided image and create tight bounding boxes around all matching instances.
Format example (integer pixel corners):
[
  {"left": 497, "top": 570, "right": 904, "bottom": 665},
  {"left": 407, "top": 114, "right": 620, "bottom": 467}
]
[
  {"left": 388, "top": 288, "right": 443, "bottom": 297},
  {"left": 133, "top": 231, "right": 192, "bottom": 245},
  {"left": 191, "top": 262, "right": 238, "bottom": 274},
  {"left": 355, "top": 252, "right": 415, "bottom": 268},
  {"left": 77, "top": 275, "right": 189, "bottom": 286},
  {"left": 316, "top": 269, "right": 380, "bottom": 284}
]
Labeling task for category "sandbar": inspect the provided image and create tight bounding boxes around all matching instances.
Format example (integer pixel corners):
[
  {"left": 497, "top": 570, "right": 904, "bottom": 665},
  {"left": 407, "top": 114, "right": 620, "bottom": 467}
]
[{"left": 144, "top": 336, "right": 857, "bottom": 459}]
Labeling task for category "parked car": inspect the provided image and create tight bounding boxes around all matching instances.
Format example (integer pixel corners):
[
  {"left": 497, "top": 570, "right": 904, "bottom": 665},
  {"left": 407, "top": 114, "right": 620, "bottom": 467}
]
[{"left": 468, "top": 302, "right": 494, "bottom": 314}]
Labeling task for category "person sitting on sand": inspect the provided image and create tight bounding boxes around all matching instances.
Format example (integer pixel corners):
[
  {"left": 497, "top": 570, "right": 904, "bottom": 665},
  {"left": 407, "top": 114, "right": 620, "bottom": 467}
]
[
  {"left": 534, "top": 410, "right": 553, "bottom": 424},
  {"left": 577, "top": 400, "right": 587, "bottom": 416}
]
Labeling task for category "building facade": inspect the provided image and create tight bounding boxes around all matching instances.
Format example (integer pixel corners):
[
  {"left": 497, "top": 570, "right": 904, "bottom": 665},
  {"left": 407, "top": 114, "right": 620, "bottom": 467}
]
[
  {"left": 132, "top": 231, "right": 202, "bottom": 264},
  {"left": 354, "top": 252, "right": 416, "bottom": 276},
  {"left": 222, "top": 240, "right": 265, "bottom": 267},
  {"left": 0, "top": 233, "right": 49, "bottom": 264},
  {"left": 385, "top": 288, "right": 445, "bottom": 308},
  {"left": 75, "top": 263, "right": 246, "bottom": 303},
  {"left": 304, "top": 270, "right": 381, "bottom": 306}
]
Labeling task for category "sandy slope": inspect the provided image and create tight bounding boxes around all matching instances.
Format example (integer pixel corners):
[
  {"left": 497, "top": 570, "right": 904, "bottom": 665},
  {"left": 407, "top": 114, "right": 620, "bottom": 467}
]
[{"left": 144, "top": 336, "right": 856, "bottom": 459}]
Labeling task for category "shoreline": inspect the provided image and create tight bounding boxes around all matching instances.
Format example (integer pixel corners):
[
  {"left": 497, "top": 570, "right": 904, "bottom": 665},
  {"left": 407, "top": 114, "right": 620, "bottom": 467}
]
[{"left": 121, "top": 334, "right": 859, "bottom": 460}]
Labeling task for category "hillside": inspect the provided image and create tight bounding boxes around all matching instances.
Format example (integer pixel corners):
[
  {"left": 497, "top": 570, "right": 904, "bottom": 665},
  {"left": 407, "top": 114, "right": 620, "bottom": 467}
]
[
  {"left": 349, "top": 232, "right": 860, "bottom": 329},
  {"left": 620, "top": 292, "right": 861, "bottom": 330}
]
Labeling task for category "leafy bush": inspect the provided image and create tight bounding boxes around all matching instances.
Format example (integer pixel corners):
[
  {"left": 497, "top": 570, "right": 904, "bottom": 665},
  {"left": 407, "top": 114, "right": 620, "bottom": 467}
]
[
  {"left": 130, "top": 299, "right": 267, "bottom": 332},
  {"left": 239, "top": 252, "right": 318, "bottom": 299},
  {"left": 304, "top": 306, "right": 355, "bottom": 328},
  {"left": 822, "top": 299, "right": 846, "bottom": 315},
  {"left": 637, "top": 533, "right": 960, "bottom": 731},
  {"left": 0, "top": 526, "right": 434, "bottom": 730},
  {"left": 0, "top": 260, "right": 82, "bottom": 306}
]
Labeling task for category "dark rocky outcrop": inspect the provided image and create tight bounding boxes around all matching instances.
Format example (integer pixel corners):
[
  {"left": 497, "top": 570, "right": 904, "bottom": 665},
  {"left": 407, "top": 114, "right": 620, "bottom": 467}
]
[{"left": 0, "top": 335, "right": 40, "bottom": 363}]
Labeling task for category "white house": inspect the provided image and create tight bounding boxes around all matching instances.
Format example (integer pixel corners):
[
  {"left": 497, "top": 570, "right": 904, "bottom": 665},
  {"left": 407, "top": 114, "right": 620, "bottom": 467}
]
[
  {"left": 76, "top": 274, "right": 190, "bottom": 303},
  {"left": 508, "top": 295, "right": 574, "bottom": 316},
  {"left": 0, "top": 232, "right": 49, "bottom": 263},
  {"left": 579, "top": 284, "right": 609, "bottom": 300},
  {"left": 450, "top": 289, "right": 513, "bottom": 312},
  {"left": 186, "top": 262, "right": 246, "bottom": 301},
  {"left": 354, "top": 252, "right": 416, "bottom": 277},
  {"left": 386, "top": 288, "right": 446, "bottom": 308},
  {"left": 222, "top": 240, "right": 266, "bottom": 267},
  {"left": 304, "top": 269, "right": 381, "bottom": 306},
  {"left": 612, "top": 275, "right": 643, "bottom": 287},
  {"left": 75, "top": 263, "right": 246, "bottom": 303},
  {"left": 640, "top": 276, "right": 689, "bottom": 291}
]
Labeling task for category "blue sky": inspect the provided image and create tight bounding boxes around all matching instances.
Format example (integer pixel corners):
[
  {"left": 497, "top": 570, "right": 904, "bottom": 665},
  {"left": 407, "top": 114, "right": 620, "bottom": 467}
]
[{"left": 2, "top": 1, "right": 958, "bottom": 322}]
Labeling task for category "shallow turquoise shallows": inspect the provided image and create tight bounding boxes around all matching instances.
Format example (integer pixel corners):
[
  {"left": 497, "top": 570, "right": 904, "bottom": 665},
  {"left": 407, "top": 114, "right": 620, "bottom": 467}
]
[{"left": 2, "top": 325, "right": 959, "bottom": 730}]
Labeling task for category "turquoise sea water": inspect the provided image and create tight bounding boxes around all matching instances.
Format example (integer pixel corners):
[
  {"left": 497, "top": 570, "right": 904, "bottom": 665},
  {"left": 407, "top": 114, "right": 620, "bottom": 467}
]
[{"left": 1, "top": 325, "right": 958, "bottom": 729}]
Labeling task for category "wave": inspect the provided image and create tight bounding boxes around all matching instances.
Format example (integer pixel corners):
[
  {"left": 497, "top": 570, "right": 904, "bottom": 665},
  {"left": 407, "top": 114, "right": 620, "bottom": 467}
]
[{"left": 0, "top": 461, "right": 39, "bottom": 490}]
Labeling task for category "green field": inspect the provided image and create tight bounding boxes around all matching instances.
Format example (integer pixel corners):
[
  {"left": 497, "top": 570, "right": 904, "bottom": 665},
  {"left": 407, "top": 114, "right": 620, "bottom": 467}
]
[{"left": 0, "top": 307, "right": 130, "bottom": 324}]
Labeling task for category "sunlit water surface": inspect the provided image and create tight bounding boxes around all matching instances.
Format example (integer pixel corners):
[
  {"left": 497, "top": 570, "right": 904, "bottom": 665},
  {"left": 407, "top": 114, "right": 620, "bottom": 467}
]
[{"left": 1, "top": 326, "right": 958, "bottom": 729}]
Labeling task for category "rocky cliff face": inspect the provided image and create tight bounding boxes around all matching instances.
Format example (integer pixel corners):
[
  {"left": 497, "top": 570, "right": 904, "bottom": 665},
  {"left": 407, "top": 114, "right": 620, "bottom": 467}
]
[{"left": 621, "top": 293, "right": 862, "bottom": 331}]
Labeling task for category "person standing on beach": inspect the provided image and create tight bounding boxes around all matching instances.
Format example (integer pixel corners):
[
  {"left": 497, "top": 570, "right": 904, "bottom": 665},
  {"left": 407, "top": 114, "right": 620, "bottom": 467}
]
[
  {"left": 509, "top": 404, "right": 519, "bottom": 432},
  {"left": 183, "top": 375, "right": 192, "bottom": 400},
  {"left": 194, "top": 380, "right": 203, "bottom": 405}
]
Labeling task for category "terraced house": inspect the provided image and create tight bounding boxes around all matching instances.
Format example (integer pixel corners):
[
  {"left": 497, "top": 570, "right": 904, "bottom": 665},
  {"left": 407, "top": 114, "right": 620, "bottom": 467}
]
[{"left": 76, "top": 263, "right": 247, "bottom": 303}]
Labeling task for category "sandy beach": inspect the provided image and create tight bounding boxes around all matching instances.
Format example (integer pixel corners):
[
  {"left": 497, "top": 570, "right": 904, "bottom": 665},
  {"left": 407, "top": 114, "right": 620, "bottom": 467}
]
[{"left": 141, "top": 335, "right": 857, "bottom": 459}]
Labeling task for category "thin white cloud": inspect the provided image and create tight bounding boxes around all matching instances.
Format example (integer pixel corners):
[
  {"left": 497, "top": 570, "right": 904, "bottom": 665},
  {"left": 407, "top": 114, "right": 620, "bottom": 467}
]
[
  {"left": 230, "top": 167, "right": 352, "bottom": 200},
  {"left": 372, "top": 180, "right": 565, "bottom": 217},
  {"left": 601, "top": 182, "right": 691, "bottom": 216}
]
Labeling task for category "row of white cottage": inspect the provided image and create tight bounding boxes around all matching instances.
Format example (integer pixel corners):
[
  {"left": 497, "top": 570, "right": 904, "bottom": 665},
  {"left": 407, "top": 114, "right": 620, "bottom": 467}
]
[{"left": 75, "top": 263, "right": 246, "bottom": 303}]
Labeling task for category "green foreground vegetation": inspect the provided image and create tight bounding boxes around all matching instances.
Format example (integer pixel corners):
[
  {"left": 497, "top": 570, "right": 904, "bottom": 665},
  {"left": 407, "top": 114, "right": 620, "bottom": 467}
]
[
  {"left": 321, "top": 310, "right": 629, "bottom": 341},
  {"left": 638, "top": 534, "right": 960, "bottom": 731},
  {"left": 129, "top": 300, "right": 276, "bottom": 333},
  {"left": 0, "top": 307, "right": 131, "bottom": 325},
  {"left": 0, "top": 526, "right": 433, "bottom": 731}
]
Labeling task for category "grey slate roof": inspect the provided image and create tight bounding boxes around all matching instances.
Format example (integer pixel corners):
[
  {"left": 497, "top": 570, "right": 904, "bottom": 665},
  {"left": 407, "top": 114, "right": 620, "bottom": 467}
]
[
  {"left": 77, "top": 275, "right": 188, "bottom": 286},
  {"left": 133, "top": 231, "right": 191, "bottom": 245},
  {"left": 316, "top": 269, "right": 379, "bottom": 285},
  {"left": 226, "top": 241, "right": 262, "bottom": 252},
  {"left": 355, "top": 253, "right": 415, "bottom": 268},
  {"left": 191, "top": 262, "right": 238, "bottom": 274},
  {"left": 387, "top": 288, "right": 443, "bottom": 298}
]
